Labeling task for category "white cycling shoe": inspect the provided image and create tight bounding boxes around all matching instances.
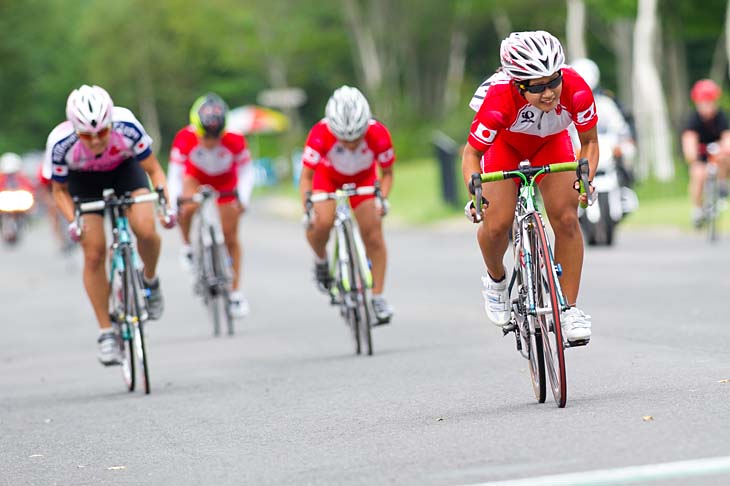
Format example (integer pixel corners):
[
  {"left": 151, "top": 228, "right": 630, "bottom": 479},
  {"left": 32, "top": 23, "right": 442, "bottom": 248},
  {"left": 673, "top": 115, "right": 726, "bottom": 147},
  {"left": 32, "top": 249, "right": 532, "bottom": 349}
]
[
  {"left": 481, "top": 275, "right": 511, "bottom": 326},
  {"left": 229, "top": 291, "right": 249, "bottom": 318},
  {"left": 97, "top": 331, "right": 121, "bottom": 366},
  {"left": 561, "top": 307, "right": 591, "bottom": 344}
]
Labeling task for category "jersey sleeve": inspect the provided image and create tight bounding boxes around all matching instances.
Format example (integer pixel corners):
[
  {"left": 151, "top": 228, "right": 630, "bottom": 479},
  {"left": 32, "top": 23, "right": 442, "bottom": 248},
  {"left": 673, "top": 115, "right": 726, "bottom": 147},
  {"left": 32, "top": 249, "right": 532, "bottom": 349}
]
[
  {"left": 45, "top": 124, "right": 75, "bottom": 183},
  {"left": 302, "top": 123, "right": 327, "bottom": 170},
  {"left": 369, "top": 122, "right": 395, "bottom": 168},
  {"left": 566, "top": 71, "right": 599, "bottom": 132},
  {"left": 169, "top": 129, "right": 193, "bottom": 167},
  {"left": 717, "top": 111, "right": 730, "bottom": 132},
  {"left": 232, "top": 133, "right": 251, "bottom": 167},
  {"left": 113, "top": 107, "right": 153, "bottom": 161}
]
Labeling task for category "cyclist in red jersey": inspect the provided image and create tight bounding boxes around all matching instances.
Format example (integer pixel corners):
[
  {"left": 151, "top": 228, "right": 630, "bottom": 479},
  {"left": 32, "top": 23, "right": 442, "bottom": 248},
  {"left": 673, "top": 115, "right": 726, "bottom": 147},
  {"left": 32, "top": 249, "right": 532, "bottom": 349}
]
[
  {"left": 681, "top": 79, "right": 730, "bottom": 227},
  {"left": 462, "top": 31, "right": 599, "bottom": 344},
  {"left": 168, "top": 93, "right": 253, "bottom": 318},
  {"left": 300, "top": 86, "right": 395, "bottom": 324}
]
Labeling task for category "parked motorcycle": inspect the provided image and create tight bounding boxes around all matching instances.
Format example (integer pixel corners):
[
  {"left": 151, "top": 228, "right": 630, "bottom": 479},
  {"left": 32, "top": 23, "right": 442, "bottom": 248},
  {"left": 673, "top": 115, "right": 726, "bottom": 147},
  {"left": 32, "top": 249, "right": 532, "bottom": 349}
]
[{"left": 578, "top": 129, "right": 639, "bottom": 246}]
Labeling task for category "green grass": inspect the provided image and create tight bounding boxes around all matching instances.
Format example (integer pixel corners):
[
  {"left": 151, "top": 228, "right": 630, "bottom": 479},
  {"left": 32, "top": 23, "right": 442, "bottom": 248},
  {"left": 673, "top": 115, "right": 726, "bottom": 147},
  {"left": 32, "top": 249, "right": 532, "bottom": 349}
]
[{"left": 255, "top": 157, "right": 466, "bottom": 224}]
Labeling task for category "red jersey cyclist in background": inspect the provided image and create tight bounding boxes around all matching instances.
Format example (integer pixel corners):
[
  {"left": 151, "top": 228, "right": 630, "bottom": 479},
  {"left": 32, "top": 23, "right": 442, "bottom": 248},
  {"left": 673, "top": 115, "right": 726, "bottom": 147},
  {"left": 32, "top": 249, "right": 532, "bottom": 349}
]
[
  {"left": 681, "top": 79, "right": 730, "bottom": 228},
  {"left": 462, "top": 30, "right": 599, "bottom": 345},
  {"left": 168, "top": 93, "right": 254, "bottom": 318},
  {"left": 44, "top": 85, "right": 173, "bottom": 365},
  {"left": 300, "top": 85, "right": 395, "bottom": 324}
]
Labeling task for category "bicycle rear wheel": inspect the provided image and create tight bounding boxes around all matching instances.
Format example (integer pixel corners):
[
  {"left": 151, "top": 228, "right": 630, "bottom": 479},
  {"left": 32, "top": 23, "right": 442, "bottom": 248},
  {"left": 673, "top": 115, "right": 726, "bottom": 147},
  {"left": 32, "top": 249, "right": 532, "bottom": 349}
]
[
  {"left": 529, "top": 214, "right": 567, "bottom": 407},
  {"left": 516, "top": 262, "right": 545, "bottom": 403},
  {"left": 347, "top": 223, "right": 373, "bottom": 356},
  {"left": 126, "top": 249, "right": 151, "bottom": 394},
  {"left": 116, "top": 266, "right": 135, "bottom": 392},
  {"left": 705, "top": 168, "right": 718, "bottom": 242},
  {"left": 527, "top": 318, "right": 546, "bottom": 403}
]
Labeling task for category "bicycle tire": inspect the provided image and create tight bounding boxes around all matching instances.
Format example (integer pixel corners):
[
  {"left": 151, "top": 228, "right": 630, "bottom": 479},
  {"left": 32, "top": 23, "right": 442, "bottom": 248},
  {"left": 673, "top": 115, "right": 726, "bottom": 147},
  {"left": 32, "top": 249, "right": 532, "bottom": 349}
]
[
  {"left": 528, "top": 325, "right": 546, "bottom": 403},
  {"left": 212, "top": 234, "right": 235, "bottom": 336},
  {"left": 515, "top": 247, "right": 546, "bottom": 403},
  {"left": 529, "top": 213, "right": 567, "bottom": 407},
  {"left": 204, "top": 239, "right": 222, "bottom": 336},
  {"left": 705, "top": 170, "right": 718, "bottom": 242},
  {"left": 113, "top": 267, "right": 134, "bottom": 391},
  {"left": 346, "top": 221, "right": 373, "bottom": 356},
  {"left": 336, "top": 224, "right": 361, "bottom": 354},
  {"left": 126, "top": 250, "right": 150, "bottom": 394}
]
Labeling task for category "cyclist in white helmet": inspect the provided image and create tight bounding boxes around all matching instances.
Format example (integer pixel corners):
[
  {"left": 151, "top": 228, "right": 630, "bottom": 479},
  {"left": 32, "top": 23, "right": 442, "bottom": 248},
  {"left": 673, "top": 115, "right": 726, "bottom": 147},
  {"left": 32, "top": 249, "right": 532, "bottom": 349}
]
[
  {"left": 300, "top": 85, "right": 395, "bottom": 324},
  {"left": 43, "top": 84, "right": 174, "bottom": 366},
  {"left": 463, "top": 31, "right": 599, "bottom": 345}
]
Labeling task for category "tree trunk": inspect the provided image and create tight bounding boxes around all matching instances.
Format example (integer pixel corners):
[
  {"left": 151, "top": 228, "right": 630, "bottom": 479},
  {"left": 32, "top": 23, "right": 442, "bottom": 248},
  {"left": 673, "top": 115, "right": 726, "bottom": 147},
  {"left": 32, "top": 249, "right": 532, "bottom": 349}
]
[
  {"left": 710, "top": 31, "right": 727, "bottom": 83},
  {"left": 492, "top": 8, "right": 512, "bottom": 41},
  {"left": 665, "top": 33, "right": 688, "bottom": 135},
  {"left": 632, "top": 0, "right": 674, "bottom": 181},
  {"left": 566, "top": 0, "right": 587, "bottom": 61},
  {"left": 611, "top": 20, "right": 634, "bottom": 111},
  {"left": 342, "top": 0, "right": 383, "bottom": 95}
]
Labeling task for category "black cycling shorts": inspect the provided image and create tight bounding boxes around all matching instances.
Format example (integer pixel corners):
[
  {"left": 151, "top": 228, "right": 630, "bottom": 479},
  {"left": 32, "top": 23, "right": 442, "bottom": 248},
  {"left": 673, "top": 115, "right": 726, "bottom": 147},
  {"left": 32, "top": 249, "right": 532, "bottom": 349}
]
[{"left": 68, "top": 158, "right": 150, "bottom": 215}]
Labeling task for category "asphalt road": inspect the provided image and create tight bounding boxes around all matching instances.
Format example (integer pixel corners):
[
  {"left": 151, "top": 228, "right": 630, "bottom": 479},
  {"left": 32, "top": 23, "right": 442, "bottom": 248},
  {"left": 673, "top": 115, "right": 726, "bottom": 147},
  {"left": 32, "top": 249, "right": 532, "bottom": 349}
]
[{"left": 1, "top": 202, "right": 729, "bottom": 486}]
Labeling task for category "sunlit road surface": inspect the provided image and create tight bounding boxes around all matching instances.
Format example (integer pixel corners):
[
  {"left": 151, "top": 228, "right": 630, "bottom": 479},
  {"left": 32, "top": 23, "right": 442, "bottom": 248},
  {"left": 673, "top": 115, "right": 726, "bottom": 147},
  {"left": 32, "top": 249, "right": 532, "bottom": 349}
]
[{"left": 1, "top": 201, "right": 729, "bottom": 486}]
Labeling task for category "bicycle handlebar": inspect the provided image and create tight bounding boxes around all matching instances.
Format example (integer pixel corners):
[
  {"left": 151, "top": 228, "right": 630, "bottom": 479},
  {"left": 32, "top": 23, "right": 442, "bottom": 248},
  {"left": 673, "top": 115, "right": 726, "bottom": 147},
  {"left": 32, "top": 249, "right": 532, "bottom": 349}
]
[
  {"left": 469, "top": 159, "right": 591, "bottom": 223},
  {"left": 177, "top": 187, "right": 238, "bottom": 206},
  {"left": 309, "top": 184, "right": 377, "bottom": 203},
  {"left": 303, "top": 182, "right": 385, "bottom": 228},
  {"left": 77, "top": 191, "right": 159, "bottom": 213}
]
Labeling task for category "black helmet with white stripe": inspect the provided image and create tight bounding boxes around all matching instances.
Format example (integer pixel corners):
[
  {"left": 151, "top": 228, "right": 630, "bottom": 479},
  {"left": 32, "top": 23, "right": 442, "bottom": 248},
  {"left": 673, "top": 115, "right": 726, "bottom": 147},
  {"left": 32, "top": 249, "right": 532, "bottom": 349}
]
[{"left": 325, "top": 85, "right": 372, "bottom": 141}]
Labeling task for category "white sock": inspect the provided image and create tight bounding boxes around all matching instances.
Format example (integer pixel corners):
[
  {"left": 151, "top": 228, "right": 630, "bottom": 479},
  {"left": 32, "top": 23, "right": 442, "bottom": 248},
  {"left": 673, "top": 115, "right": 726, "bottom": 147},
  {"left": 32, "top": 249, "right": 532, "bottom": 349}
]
[{"left": 314, "top": 255, "right": 327, "bottom": 264}]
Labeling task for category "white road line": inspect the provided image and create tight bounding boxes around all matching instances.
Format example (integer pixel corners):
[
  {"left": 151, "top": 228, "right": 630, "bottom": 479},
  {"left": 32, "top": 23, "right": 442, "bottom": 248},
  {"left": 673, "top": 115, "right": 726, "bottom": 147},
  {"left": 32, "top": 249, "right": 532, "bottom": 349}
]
[{"left": 464, "top": 456, "right": 730, "bottom": 486}]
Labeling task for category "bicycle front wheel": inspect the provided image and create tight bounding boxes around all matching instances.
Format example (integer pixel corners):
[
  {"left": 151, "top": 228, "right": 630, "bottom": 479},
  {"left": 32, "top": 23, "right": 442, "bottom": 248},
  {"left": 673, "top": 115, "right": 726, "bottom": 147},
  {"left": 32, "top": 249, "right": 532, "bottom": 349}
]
[{"left": 529, "top": 214, "right": 567, "bottom": 407}]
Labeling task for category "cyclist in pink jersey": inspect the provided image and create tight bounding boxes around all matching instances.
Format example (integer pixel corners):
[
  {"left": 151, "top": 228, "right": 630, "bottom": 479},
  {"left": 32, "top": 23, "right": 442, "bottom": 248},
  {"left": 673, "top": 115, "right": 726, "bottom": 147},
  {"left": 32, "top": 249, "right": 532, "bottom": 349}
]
[
  {"left": 43, "top": 85, "right": 173, "bottom": 365},
  {"left": 462, "top": 31, "right": 599, "bottom": 344},
  {"left": 300, "top": 85, "right": 395, "bottom": 324},
  {"left": 167, "top": 93, "right": 253, "bottom": 318}
]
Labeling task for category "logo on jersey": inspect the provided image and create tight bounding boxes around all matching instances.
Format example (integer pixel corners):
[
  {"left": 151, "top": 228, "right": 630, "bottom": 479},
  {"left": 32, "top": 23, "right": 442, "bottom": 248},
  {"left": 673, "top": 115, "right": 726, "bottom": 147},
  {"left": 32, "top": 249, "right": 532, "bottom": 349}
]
[
  {"left": 576, "top": 103, "right": 596, "bottom": 125},
  {"left": 520, "top": 111, "right": 535, "bottom": 124},
  {"left": 377, "top": 148, "right": 394, "bottom": 164},
  {"left": 52, "top": 164, "right": 68, "bottom": 177},
  {"left": 302, "top": 146, "right": 321, "bottom": 165},
  {"left": 472, "top": 123, "right": 497, "bottom": 145}
]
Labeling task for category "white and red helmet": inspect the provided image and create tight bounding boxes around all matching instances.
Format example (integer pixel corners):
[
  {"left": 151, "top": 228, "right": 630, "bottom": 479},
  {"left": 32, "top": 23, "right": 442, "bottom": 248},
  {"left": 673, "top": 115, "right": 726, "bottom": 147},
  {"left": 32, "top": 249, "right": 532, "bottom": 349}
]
[
  {"left": 500, "top": 31, "right": 565, "bottom": 81},
  {"left": 66, "top": 85, "right": 114, "bottom": 133},
  {"left": 325, "top": 85, "right": 372, "bottom": 141}
]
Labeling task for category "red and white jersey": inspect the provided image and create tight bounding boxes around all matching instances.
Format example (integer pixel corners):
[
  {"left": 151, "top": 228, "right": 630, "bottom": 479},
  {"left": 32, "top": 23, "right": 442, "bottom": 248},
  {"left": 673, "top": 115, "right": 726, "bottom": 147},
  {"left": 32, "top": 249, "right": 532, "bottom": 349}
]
[
  {"left": 467, "top": 67, "right": 598, "bottom": 152},
  {"left": 169, "top": 126, "right": 250, "bottom": 179},
  {"left": 302, "top": 120, "right": 395, "bottom": 177}
]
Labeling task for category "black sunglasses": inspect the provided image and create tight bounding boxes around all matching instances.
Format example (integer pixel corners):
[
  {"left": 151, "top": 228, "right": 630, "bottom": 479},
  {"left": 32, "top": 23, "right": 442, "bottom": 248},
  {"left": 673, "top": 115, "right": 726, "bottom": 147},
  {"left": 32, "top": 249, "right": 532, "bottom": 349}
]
[{"left": 519, "top": 72, "right": 563, "bottom": 94}]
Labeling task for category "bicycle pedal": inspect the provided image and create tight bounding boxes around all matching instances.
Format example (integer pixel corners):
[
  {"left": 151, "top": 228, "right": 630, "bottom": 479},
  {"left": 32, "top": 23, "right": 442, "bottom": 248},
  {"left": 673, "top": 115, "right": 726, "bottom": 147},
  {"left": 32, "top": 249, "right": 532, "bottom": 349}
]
[
  {"left": 502, "top": 323, "right": 516, "bottom": 335},
  {"left": 565, "top": 338, "right": 590, "bottom": 348}
]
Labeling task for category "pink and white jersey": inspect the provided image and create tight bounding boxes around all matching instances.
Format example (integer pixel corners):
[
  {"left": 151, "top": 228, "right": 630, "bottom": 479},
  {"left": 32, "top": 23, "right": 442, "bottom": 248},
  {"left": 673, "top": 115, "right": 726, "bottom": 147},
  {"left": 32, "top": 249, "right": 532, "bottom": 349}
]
[
  {"left": 302, "top": 120, "right": 395, "bottom": 178},
  {"left": 467, "top": 67, "right": 598, "bottom": 152},
  {"left": 43, "top": 107, "right": 153, "bottom": 182}
]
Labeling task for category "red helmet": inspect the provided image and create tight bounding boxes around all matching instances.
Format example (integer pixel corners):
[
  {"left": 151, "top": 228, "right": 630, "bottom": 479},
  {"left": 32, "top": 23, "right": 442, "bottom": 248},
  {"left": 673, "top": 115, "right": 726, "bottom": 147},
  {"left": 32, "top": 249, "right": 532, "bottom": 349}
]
[{"left": 691, "top": 79, "right": 721, "bottom": 103}]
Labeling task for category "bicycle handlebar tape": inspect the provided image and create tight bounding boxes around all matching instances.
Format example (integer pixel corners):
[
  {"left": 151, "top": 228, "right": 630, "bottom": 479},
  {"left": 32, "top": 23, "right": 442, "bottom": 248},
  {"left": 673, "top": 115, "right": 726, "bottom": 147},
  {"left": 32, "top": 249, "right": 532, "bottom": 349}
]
[
  {"left": 481, "top": 171, "right": 506, "bottom": 183},
  {"left": 576, "top": 158, "right": 590, "bottom": 209},
  {"left": 549, "top": 161, "right": 578, "bottom": 173}
]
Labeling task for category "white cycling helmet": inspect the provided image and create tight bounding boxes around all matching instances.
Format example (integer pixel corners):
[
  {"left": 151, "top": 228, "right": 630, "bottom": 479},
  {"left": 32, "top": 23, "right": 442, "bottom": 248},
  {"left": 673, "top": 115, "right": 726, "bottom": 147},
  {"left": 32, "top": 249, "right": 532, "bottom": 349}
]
[
  {"left": 571, "top": 58, "right": 600, "bottom": 91},
  {"left": 66, "top": 84, "right": 114, "bottom": 133},
  {"left": 0, "top": 152, "right": 22, "bottom": 174},
  {"left": 325, "top": 85, "right": 372, "bottom": 141},
  {"left": 500, "top": 31, "right": 565, "bottom": 81}
]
